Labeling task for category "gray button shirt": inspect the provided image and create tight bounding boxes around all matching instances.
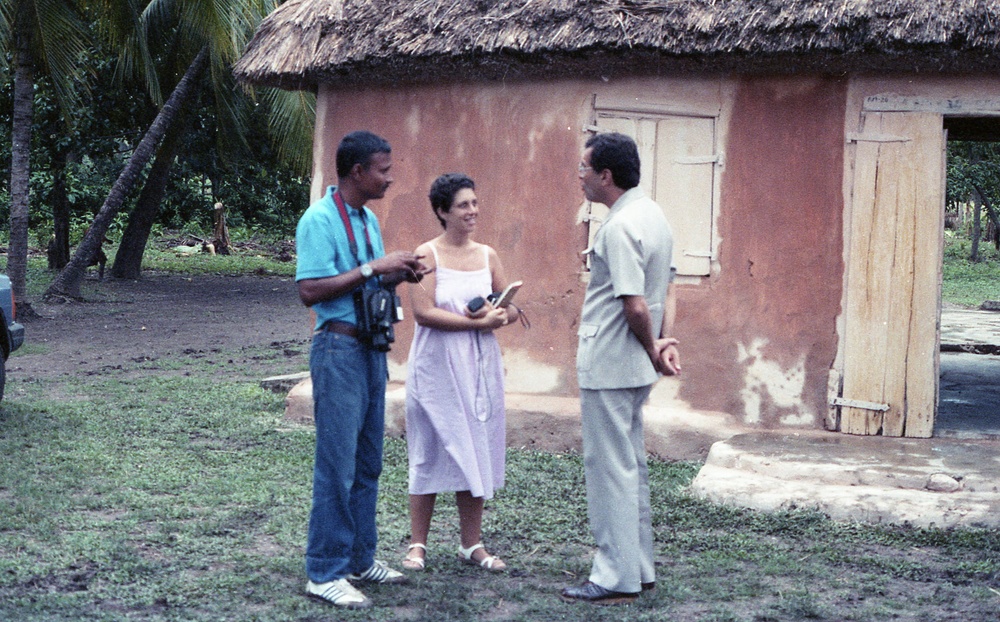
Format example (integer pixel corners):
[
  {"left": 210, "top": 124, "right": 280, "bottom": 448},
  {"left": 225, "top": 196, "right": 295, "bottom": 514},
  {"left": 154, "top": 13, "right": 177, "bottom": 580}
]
[{"left": 577, "top": 187, "right": 674, "bottom": 390}]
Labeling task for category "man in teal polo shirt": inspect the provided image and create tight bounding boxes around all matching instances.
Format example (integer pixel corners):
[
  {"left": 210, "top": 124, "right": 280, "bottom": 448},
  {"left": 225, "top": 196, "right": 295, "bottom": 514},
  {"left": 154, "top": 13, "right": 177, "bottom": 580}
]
[{"left": 296, "top": 131, "right": 427, "bottom": 609}]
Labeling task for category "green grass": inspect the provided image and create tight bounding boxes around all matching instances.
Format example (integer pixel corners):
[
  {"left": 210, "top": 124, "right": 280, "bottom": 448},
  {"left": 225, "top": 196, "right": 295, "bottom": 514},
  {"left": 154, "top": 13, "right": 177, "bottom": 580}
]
[
  {"left": 4, "top": 234, "right": 295, "bottom": 301},
  {"left": 137, "top": 246, "right": 295, "bottom": 278},
  {"left": 942, "top": 233, "right": 1000, "bottom": 307},
  {"left": 1, "top": 232, "right": 998, "bottom": 620},
  {"left": 3, "top": 355, "right": 1000, "bottom": 621}
]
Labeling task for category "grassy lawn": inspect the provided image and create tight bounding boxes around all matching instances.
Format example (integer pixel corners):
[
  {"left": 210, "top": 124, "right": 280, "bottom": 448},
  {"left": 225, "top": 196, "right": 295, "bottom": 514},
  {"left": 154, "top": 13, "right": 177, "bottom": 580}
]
[
  {"left": 0, "top": 235, "right": 998, "bottom": 620},
  {"left": 942, "top": 233, "right": 1000, "bottom": 307},
  {"left": 2, "top": 357, "right": 1000, "bottom": 621}
]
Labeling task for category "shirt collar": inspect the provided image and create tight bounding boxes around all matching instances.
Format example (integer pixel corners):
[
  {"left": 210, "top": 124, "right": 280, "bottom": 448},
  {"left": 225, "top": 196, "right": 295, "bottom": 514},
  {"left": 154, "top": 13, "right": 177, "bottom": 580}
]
[
  {"left": 329, "top": 185, "right": 364, "bottom": 214},
  {"left": 608, "top": 186, "right": 646, "bottom": 214}
]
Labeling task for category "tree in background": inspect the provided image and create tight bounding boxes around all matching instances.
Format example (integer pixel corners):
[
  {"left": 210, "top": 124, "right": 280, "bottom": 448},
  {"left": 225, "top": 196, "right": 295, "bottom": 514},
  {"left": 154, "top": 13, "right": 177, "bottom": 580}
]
[
  {"left": 45, "top": 0, "right": 313, "bottom": 298},
  {"left": 37, "top": 51, "right": 154, "bottom": 272},
  {"left": 947, "top": 141, "right": 1000, "bottom": 262},
  {"left": 109, "top": 0, "right": 313, "bottom": 279},
  {"left": 44, "top": 41, "right": 206, "bottom": 299},
  {"left": 0, "top": 0, "right": 91, "bottom": 314}
]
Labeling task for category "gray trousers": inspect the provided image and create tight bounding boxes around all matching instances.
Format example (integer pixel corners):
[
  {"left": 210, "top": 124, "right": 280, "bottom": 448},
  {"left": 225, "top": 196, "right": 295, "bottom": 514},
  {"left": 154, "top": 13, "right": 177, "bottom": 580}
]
[{"left": 580, "top": 385, "right": 655, "bottom": 593}]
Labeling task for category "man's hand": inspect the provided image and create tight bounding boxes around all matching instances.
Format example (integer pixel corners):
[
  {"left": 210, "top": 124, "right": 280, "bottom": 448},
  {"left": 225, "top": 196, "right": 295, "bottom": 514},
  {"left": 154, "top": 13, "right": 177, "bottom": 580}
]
[
  {"left": 374, "top": 251, "right": 430, "bottom": 286},
  {"left": 654, "top": 337, "right": 681, "bottom": 376}
]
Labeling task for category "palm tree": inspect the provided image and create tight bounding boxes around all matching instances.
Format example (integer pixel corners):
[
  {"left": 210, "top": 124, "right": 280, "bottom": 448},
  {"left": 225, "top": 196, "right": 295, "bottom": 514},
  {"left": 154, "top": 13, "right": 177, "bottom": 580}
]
[
  {"left": 47, "top": 0, "right": 312, "bottom": 296},
  {"left": 0, "top": 0, "right": 91, "bottom": 313},
  {"left": 45, "top": 45, "right": 208, "bottom": 298}
]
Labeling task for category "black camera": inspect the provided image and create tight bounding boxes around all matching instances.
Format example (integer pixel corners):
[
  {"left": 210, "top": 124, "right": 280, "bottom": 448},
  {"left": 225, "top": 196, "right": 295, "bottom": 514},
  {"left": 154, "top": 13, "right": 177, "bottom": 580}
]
[{"left": 354, "top": 285, "right": 402, "bottom": 352}]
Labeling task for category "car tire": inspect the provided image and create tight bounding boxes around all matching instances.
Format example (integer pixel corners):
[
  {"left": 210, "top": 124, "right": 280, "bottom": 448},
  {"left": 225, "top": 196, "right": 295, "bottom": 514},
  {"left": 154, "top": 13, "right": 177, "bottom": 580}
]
[{"left": 0, "top": 355, "right": 6, "bottom": 403}]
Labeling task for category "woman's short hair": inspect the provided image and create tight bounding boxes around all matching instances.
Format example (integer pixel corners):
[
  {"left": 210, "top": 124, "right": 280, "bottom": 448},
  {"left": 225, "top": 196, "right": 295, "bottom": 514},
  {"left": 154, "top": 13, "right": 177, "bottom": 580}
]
[{"left": 428, "top": 173, "right": 475, "bottom": 228}]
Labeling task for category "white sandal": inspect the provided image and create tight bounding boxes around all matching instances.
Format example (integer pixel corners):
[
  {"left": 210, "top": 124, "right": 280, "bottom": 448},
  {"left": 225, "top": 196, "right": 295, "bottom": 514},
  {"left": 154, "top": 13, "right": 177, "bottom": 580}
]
[
  {"left": 402, "top": 543, "right": 426, "bottom": 571},
  {"left": 457, "top": 542, "right": 506, "bottom": 572}
]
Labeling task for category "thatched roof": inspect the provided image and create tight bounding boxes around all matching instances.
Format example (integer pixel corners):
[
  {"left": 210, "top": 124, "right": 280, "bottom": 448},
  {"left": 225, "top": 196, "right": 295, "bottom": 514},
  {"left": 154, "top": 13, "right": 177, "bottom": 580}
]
[{"left": 234, "top": 0, "right": 1000, "bottom": 90}]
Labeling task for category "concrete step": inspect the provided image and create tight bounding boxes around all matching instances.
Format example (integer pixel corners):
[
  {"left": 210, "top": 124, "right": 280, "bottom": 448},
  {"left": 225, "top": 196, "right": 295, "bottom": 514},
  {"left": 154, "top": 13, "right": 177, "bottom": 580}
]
[{"left": 691, "top": 431, "right": 1000, "bottom": 528}]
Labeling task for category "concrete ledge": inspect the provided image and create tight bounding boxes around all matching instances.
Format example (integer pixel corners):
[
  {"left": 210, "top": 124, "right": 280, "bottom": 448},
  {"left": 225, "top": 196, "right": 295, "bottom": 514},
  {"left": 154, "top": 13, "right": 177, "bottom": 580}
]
[
  {"left": 261, "top": 371, "right": 310, "bottom": 394},
  {"left": 690, "top": 431, "right": 1000, "bottom": 528},
  {"left": 281, "top": 377, "right": 742, "bottom": 461}
]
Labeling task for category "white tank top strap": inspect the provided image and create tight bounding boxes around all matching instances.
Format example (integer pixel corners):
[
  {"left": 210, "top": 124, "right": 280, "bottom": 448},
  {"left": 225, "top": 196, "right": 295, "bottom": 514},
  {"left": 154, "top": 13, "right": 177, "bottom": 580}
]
[{"left": 428, "top": 241, "right": 442, "bottom": 270}]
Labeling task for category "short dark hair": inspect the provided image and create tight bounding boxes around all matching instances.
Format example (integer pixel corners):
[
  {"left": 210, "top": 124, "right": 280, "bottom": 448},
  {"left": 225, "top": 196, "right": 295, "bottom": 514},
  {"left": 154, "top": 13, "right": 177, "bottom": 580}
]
[
  {"left": 336, "top": 131, "right": 391, "bottom": 178},
  {"left": 585, "top": 132, "right": 640, "bottom": 190},
  {"left": 428, "top": 173, "right": 475, "bottom": 228}
]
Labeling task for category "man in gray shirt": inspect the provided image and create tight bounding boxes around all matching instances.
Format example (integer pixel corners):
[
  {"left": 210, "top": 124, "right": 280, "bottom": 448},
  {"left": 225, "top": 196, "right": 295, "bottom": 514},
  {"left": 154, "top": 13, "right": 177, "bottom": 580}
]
[{"left": 562, "top": 132, "right": 680, "bottom": 605}]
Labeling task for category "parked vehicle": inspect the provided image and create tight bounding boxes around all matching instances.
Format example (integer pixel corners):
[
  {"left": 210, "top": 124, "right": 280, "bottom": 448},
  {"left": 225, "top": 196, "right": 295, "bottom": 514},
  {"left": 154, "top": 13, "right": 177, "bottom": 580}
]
[{"left": 0, "top": 275, "right": 25, "bottom": 402}]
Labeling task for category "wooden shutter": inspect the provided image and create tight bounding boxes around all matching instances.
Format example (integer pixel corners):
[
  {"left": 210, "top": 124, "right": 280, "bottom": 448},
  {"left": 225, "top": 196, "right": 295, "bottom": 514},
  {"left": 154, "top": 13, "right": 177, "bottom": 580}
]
[
  {"left": 592, "top": 112, "right": 717, "bottom": 276},
  {"left": 839, "top": 112, "right": 945, "bottom": 437}
]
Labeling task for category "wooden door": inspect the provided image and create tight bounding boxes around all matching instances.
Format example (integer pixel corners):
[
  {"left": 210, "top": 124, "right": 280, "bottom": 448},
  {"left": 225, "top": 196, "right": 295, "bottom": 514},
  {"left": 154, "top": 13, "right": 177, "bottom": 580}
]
[{"left": 839, "top": 111, "right": 945, "bottom": 437}]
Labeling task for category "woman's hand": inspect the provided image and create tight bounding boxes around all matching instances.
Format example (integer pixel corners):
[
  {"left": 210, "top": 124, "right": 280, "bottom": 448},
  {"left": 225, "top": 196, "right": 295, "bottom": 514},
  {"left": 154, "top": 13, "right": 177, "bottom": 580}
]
[
  {"left": 476, "top": 306, "right": 508, "bottom": 331},
  {"left": 465, "top": 300, "right": 490, "bottom": 320}
]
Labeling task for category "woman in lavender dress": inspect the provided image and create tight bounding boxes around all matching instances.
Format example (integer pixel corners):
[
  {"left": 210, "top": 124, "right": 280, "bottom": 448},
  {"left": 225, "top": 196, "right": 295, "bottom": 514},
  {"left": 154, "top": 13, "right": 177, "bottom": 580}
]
[{"left": 403, "top": 173, "right": 518, "bottom": 572}]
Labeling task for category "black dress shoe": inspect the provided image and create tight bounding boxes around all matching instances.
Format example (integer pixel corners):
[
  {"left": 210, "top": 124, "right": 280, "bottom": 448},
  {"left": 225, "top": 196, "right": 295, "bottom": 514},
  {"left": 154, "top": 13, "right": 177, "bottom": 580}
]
[
  {"left": 561, "top": 581, "right": 638, "bottom": 605},
  {"left": 641, "top": 581, "right": 656, "bottom": 592}
]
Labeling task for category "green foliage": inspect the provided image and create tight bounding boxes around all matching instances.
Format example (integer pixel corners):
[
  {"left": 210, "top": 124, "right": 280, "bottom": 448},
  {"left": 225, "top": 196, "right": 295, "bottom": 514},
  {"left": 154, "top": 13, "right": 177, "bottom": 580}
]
[
  {"left": 0, "top": 4, "right": 311, "bottom": 251},
  {"left": 942, "top": 141, "right": 1000, "bottom": 306},
  {"left": 942, "top": 233, "right": 1000, "bottom": 307},
  {"left": 947, "top": 142, "right": 1000, "bottom": 210}
]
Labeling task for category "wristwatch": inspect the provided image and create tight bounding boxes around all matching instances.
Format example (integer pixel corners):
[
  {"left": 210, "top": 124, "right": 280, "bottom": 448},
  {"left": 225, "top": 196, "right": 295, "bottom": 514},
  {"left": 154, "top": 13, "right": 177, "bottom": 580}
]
[{"left": 359, "top": 263, "right": 374, "bottom": 279}]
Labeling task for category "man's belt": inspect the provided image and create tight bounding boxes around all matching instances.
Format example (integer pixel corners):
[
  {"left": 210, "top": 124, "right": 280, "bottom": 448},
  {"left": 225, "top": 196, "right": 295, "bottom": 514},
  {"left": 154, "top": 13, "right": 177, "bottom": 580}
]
[{"left": 316, "top": 321, "right": 358, "bottom": 338}]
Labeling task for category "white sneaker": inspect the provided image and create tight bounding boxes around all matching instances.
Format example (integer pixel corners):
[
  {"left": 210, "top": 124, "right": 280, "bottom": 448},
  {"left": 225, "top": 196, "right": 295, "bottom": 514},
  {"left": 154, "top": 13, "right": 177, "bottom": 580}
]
[
  {"left": 348, "top": 559, "right": 408, "bottom": 584},
  {"left": 306, "top": 578, "right": 372, "bottom": 609}
]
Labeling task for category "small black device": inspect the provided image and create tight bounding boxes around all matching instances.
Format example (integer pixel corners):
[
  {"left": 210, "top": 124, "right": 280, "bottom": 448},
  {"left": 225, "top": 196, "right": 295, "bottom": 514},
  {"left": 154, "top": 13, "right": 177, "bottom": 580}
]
[
  {"left": 466, "top": 295, "right": 487, "bottom": 313},
  {"left": 467, "top": 280, "right": 523, "bottom": 314},
  {"left": 354, "top": 285, "right": 402, "bottom": 352}
]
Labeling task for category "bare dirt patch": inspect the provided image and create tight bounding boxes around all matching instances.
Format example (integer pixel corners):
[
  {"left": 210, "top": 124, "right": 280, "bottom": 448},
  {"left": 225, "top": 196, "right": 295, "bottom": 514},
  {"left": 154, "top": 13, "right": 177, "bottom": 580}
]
[{"left": 11, "top": 273, "right": 311, "bottom": 383}]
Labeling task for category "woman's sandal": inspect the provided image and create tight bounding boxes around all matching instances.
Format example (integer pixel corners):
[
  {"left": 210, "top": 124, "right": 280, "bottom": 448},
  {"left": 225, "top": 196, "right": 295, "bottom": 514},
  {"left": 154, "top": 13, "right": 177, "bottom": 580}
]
[
  {"left": 458, "top": 542, "right": 506, "bottom": 572},
  {"left": 402, "top": 543, "right": 426, "bottom": 571}
]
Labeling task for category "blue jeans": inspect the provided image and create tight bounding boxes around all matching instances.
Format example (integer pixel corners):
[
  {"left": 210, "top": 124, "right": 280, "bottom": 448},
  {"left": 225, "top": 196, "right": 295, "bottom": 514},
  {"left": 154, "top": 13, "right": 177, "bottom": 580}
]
[{"left": 306, "top": 331, "right": 387, "bottom": 583}]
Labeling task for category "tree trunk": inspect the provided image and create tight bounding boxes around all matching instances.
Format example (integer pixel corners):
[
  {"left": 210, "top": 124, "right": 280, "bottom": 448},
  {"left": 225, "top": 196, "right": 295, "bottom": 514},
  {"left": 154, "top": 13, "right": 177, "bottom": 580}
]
[
  {"left": 972, "top": 189, "right": 982, "bottom": 262},
  {"left": 48, "top": 149, "right": 73, "bottom": 270},
  {"left": 110, "top": 117, "right": 188, "bottom": 280},
  {"left": 971, "top": 182, "right": 1000, "bottom": 252},
  {"left": 8, "top": 6, "right": 35, "bottom": 315},
  {"left": 212, "top": 202, "right": 231, "bottom": 255},
  {"left": 45, "top": 46, "right": 209, "bottom": 299}
]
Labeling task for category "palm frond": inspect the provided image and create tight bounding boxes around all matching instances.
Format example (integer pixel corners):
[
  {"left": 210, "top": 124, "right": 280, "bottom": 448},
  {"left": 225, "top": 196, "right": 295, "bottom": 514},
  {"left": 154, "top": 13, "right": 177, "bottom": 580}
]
[
  {"left": 209, "top": 53, "right": 252, "bottom": 165},
  {"left": 260, "top": 86, "right": 315, "bottom": 176},
  {"left": 92, "top": 0, "right": 162, "bottom": 104},
  {"left": 0, "top": 0, "right": 14, "bottom": 63},
  {"left": 32, "top": 0, "right": 93, "bottom": 114}
]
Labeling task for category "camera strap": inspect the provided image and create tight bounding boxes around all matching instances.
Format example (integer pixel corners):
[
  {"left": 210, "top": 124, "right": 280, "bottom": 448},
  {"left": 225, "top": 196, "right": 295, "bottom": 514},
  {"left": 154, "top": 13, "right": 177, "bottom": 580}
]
[{"left": 332, "top": 189, "right": 376, "bottom": 276}]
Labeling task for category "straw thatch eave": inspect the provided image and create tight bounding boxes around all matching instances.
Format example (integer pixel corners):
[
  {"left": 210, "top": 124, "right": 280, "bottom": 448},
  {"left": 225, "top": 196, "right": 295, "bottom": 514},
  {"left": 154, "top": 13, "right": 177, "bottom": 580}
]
[{"left": 234, "top": 0, "right": 1000, "bottom": 90}]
